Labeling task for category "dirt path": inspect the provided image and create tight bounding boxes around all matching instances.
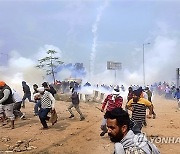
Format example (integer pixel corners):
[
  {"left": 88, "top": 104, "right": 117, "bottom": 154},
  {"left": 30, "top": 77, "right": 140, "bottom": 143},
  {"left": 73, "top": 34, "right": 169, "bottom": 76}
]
[{"left": 0, "top": 94, "right": 180, "bottom": 153}]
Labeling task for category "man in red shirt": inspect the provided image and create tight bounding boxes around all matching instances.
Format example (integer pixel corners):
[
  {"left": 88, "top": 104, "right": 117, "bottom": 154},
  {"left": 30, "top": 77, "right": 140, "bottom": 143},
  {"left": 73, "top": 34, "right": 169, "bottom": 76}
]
[{"left": 100, "top": 87, "right": 123, "bottom": 136}]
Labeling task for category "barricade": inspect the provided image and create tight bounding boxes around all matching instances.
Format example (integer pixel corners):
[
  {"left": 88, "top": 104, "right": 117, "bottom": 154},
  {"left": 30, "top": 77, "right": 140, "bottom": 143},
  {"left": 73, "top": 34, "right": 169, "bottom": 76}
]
[
  {"left": 79, "top": 93, "right": 92, "bottom": 102},
  {"left": 79, "top": 90, "right": 107, "bottom": 103},
  {"left": 96, "top": 93, "right": 106, "bottom": 103},
  {"left": 92, "top": 90, "right": 99, "bottom": 101},
  {"left": 79, "top": 93, "right": 86, "bottom": 102}
]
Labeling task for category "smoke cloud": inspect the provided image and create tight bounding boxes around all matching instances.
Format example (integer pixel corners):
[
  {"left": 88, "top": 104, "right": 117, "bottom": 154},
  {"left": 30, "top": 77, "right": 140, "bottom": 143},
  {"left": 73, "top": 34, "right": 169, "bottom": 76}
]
[
  {"left": 90, "top": 0, "right": 109, "bottom": 81},
  {"left": 0, "top": 45, "right": 63, "bottom": 92},
  {"left": 1, "top": 1, "right": 180, "bottom": 93}
]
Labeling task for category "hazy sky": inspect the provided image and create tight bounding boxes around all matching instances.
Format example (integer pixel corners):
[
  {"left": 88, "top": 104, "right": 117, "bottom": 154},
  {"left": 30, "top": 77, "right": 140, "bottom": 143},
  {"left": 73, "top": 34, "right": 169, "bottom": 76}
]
[{"left": 0, "top": 0, "right": 180, "bottom": 87}]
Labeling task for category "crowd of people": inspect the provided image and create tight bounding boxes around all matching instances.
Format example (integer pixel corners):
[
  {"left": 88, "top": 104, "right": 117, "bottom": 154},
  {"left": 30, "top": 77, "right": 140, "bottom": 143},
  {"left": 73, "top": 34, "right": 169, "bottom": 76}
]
[
  {"left": 99, "top": 85, "right": 160, "bottom": 153},
  {"left": 0, "top": 80, "right": 86, "bottom": 130},
  {"left": 0, "top": 81, "right": 57, "bottom": 129},
  {"left": 98, "top": 82, "right": 180, "bottom": 153},
  {"left": 1, "top": 79, "right": 180, "bottom": 153}
]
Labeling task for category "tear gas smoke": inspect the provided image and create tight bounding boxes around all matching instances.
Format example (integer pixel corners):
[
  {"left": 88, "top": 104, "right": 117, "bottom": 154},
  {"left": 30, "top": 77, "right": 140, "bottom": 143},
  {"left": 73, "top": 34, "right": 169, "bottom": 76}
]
[{"left": 90, "top": 0, "right": 109, "bottom": 81}]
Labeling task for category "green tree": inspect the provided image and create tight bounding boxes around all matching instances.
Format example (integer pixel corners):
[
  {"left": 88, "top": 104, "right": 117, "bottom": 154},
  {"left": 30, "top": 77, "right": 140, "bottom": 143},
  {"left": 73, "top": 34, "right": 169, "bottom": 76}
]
[{"left": 36, "top": 50, "right": 64, "bottom": 84}]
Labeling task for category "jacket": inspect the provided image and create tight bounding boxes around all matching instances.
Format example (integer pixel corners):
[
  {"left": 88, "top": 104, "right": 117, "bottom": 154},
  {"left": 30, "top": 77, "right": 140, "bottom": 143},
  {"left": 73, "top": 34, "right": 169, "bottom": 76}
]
[
  {"left": 22, "top": 83, "right": 31, "bottom": 94},
  {"left": 71, "top": 91, "right": 79, "bottom": 105},
  {"left": 102, "top": 94, "right": 123, "bottom": 111},
  {"left": 114, "top": 130, "right": 160, "bottom": 154},
  {"left": 0, "top": 85, "right": 14, "bottom": 105}
]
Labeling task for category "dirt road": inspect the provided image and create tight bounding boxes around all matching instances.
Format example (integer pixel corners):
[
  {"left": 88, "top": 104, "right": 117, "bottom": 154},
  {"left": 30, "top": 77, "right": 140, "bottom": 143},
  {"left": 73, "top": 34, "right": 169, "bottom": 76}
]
[{"left": 0, "top": 95, "right": 180, "bottom": 154}]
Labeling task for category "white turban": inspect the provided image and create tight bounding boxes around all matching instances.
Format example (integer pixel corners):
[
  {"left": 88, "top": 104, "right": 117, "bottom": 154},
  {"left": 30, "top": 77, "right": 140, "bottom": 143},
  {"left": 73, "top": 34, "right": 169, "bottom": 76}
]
[{"left": 37, "top": 87, "right": 45, "bottom": 92}]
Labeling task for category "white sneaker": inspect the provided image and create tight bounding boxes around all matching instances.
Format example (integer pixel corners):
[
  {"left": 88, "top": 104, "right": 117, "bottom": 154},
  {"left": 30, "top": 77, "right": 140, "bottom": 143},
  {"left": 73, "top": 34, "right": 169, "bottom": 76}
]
[{"left": 20, "top": 113, "right": 25, "bottom": 119}]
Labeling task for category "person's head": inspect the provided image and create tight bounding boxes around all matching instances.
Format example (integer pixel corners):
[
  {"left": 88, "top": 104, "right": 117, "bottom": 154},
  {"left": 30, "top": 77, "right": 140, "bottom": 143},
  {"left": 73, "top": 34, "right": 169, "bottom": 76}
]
[
  {"left": 105, "top": 108, "right": 130, "bottom": 143},
  {"left": 70, "top": 87, "right": 74, "bottom": 93},
  {"left": 33, "top": 84, "right": 38, "bottom": 90},
  {"left": 112, "top": 88, "right": 120, "bottom": 97},
  {"left": 145, "top": 87, "right": 149, "bottom": 90},
  {"left": 0, "top": 81, "right": 6, "bottom": 89},
  {"left": 145, "top": 87, "right": 149, "bottom": 92},
  {"left": 132, "top": 89, "right": 141, "bottom": 102},
  {"left": 37, "top": 87, "right": 45, "bottom": 94},
  {"left": 42, "top": 82, "right": 48, "bottom": 88},
  {"left": 22, "top": 81, "right": 26, "bottom": 85},
  {"left": 128, "top": 87, "right": 133, "bottom": 92}
]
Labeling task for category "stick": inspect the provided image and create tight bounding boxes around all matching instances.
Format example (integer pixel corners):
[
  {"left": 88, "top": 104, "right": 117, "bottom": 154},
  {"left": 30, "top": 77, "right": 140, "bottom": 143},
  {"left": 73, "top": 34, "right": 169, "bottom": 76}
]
[{"left": 95, "top": 106, "right": 104, "bottom": 113}]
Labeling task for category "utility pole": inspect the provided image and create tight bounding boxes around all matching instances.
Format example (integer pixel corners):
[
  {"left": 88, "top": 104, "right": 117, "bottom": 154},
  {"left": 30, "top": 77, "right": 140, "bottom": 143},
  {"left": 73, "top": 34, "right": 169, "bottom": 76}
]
[
  {"left": 143, "top": 44, "right": 145, "bottom": 86},
  {"left": 176, "top": 68, "right": 180, "bottom": 88},
  {"left": 142, "top": 43, "right": 150, "bottom": 87}
]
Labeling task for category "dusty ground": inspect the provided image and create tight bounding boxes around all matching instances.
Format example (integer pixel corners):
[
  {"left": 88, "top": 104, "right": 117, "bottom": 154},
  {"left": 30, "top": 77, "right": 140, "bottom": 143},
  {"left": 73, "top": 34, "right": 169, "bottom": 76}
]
[{"left": 0, "top": 94, "right": 180, "bottom": 154}]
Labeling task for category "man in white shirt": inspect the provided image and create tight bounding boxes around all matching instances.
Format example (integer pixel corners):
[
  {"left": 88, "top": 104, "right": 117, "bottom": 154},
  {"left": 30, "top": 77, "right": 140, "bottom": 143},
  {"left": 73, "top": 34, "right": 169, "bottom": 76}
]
[
  {"left": 37, "top": 87, "right": 55, "bottom": 129},
  {"left": 12, "top": 89, "right": 25, "bottom": 120}
]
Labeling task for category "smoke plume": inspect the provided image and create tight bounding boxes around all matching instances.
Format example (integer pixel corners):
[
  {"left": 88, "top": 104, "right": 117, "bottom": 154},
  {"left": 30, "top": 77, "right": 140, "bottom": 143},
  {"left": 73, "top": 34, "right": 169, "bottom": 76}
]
[{"left": 90, "top": 0, "right": 109, "bottom": 82}]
